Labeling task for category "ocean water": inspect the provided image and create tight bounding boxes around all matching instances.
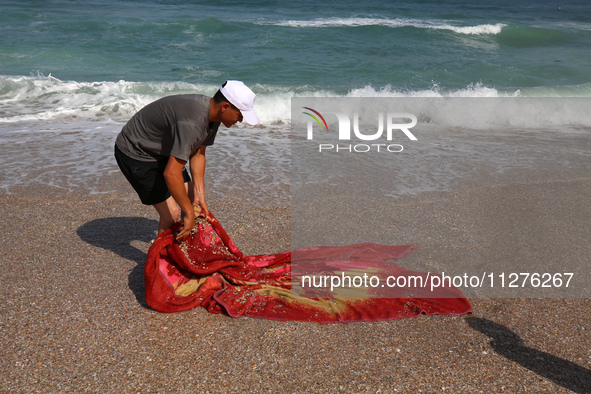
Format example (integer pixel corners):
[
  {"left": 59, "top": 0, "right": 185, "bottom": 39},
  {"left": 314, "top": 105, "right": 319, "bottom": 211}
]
[{"left": 1, "top": 0, "right": 591, "bottom": 201}]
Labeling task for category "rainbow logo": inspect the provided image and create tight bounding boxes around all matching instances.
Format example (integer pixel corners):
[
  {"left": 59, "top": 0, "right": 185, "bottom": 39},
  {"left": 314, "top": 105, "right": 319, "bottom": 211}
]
[{"left": 302, "top": 107, "right": 328, "bottom": 132}]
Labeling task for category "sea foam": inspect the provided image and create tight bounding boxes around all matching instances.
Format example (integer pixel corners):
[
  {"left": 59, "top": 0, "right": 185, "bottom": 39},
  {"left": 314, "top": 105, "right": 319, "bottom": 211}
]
[
  {"left": 270, "top": 17, "right": 505, "bottom": 35},
  {"left": 2, "top": 75, "right": 591, "bottom": 128}
]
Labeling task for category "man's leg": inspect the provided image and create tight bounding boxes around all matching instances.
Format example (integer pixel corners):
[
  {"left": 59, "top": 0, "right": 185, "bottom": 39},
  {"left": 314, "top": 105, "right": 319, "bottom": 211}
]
[
  {"left": 153, "top": 196, "right": 180, "bottom": 235},
  {"left": 115, "top": 146, "right": 189, "bottom": 235}
]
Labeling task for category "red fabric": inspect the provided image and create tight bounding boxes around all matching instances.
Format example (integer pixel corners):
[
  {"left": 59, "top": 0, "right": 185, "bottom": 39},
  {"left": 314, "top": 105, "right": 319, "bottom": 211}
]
[{"left": 144, "top": 211, "right": 472, "bottom": 322}]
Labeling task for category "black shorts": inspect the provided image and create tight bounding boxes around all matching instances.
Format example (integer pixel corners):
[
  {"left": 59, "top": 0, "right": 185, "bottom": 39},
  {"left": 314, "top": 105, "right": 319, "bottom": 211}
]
[{"left": 114, "top": 145, "right": 191, "bottom": 205}]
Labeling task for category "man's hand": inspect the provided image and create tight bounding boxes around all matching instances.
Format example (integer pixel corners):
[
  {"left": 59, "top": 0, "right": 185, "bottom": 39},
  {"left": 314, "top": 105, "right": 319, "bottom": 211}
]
[
  {"left": 177, "top": 210, "right": 195, "bottom": 240},
  {"left": 196, "top": 200, "right": 210, "bottom": 220},
  {"left": 192, "top": 186, "right": 210, "bottom": 219}
]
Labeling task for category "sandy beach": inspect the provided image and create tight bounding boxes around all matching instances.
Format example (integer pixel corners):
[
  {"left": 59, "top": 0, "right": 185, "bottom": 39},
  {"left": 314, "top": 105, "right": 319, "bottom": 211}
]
[{"left": 1, "top": 173, "right": 590, "bottom": 393}]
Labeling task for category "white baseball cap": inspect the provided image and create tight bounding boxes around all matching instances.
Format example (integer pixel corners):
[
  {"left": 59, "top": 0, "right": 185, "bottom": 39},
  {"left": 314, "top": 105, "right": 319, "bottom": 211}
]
[{"left": 219, "top": 80, "right": 259, "bottom": 125}]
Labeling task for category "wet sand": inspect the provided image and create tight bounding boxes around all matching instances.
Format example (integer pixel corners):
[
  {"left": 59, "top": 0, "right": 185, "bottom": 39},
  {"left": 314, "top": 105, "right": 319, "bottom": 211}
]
[{"left": 1, "top": 175, "right": 590, "bottom": 392}]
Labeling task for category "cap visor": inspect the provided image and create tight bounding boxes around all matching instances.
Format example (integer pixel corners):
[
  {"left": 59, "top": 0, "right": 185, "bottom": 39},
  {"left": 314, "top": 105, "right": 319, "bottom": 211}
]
[{"left": 241, "top": 109, "right": 259, "bottom": 125}]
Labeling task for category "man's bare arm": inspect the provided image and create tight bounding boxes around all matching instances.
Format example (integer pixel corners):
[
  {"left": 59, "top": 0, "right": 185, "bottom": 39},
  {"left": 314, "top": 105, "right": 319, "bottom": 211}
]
[{"left": 189, "top": 145, "right": 209, "bottom": 217}]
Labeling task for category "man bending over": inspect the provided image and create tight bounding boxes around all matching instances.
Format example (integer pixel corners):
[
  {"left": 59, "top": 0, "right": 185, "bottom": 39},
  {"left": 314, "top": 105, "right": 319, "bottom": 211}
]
[{"left": 114, "top": 80, "right": 258, "bottom": 239}]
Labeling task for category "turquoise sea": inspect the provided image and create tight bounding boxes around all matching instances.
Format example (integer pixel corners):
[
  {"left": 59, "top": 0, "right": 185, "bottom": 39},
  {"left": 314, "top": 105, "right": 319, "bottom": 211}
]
[{"left": 1, "top": 0, "right": 590, "bottom": 200}]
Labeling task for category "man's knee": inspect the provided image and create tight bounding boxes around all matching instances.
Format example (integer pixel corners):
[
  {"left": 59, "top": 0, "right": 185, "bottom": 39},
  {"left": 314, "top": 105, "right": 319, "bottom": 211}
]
[
  {"left": 153, "top": 197, "right": 179, "bottom": 222},
  {"left": 168, "top": 202, "right": 180, "bottom": 220}
]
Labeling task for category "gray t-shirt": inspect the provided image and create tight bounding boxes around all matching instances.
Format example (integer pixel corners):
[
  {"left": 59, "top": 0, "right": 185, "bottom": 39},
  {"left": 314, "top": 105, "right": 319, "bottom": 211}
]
[{"left": 115, "top": 94, "right": 220, "bottom": 162}]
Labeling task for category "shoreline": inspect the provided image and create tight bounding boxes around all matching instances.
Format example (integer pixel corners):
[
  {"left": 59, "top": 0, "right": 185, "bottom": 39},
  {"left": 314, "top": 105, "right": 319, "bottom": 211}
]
[{"left": 1, "top": 174, "right": 590, "bottom": 391}]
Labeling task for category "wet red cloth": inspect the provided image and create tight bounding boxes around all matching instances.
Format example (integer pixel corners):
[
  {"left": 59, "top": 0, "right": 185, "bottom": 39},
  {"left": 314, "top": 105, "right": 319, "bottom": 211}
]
[{"left": 144, "top": 211, "right": 472, "bottom": 322}]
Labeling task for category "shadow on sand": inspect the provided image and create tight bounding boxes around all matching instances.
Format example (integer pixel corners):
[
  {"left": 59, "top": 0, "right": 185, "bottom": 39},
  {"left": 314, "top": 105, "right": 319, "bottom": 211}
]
[
  {"left": 77, "top": 216, "right": 158, "bottom": 309},
  {"left": 467, "top": 317, "right": 591, "bottom": 393}
]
